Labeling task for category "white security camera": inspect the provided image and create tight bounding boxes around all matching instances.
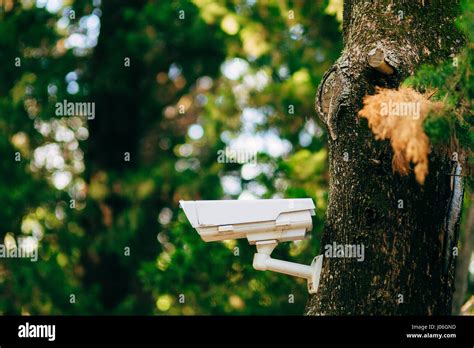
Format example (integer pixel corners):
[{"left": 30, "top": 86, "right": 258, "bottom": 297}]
[{"left": 179, "top": 198, "right": 323, "bottom": 294}]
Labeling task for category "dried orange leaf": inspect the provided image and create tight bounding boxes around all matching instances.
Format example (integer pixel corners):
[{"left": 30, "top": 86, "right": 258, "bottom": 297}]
[{"left": 358, "top": 87, "right": 443, "bottom": 184}]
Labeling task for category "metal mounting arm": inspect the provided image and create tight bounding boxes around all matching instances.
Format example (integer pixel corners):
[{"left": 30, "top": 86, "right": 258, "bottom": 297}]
[{"left": 252, "top": 240, "right": 323, "bottom": 294}]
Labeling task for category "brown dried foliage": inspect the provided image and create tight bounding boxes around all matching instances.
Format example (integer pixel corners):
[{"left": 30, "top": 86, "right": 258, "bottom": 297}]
[{"left": 358, "top": 87, "right": 444, "bottom": 184}]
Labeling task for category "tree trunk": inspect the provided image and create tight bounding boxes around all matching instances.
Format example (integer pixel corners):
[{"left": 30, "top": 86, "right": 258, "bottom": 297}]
[
  {"left": 452, "top": 200, "right": 474, "bottom": 314},
  {"left": 305, "top": 0, "right": 464, "bottom": 315}
]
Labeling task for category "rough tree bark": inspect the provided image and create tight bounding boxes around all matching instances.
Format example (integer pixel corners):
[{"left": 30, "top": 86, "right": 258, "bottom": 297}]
[
  {"left": 452, "top": 200, "right": 474, "bottom": 314},
  {"left": 305, "top": 0, "right": 465, "bottom": 315}
]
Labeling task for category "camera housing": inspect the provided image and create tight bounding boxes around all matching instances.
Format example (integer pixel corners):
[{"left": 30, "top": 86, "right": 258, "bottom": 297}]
[{"left": 180, "top": 198, "right": 323, "bottom": 294}]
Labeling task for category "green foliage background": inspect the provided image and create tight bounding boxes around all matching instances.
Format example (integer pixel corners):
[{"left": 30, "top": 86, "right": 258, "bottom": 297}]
[{"left": 0, "top": 0, "right": 471, "bottom": 315}]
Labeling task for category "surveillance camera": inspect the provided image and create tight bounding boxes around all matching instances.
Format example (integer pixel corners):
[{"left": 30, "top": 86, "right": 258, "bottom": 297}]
[
  {"left": 179, "top": 198, "right": 315, "bottom": 243},
  {"left": 180, "top": 198, "right": 324, "bottom": 294}
]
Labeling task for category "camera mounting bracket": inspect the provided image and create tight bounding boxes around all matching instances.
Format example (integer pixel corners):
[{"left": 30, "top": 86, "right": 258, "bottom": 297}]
[{"left": 252, "top": 240, "right": 323, "bottom": 294}]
